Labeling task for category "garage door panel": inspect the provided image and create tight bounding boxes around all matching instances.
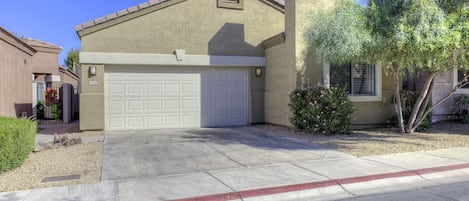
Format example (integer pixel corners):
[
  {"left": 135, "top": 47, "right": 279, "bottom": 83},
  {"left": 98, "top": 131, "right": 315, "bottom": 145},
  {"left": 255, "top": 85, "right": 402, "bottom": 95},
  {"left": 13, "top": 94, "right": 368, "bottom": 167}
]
[
  {"left": 146, "top": 84, "right": 163, "bottom": 94},
  {"left": 164, "top": 84, "right": 180, "bottom": 94},
  {"left": 108, "top": 84, "right": 125, "bottom": 95},
  {"left": 164, "top": 99, "right": 180, "bottom": 110},
  {"left": 108, "top": 117, "right": 126, "bottom": 129},
  {"left": 128, "top": 100, "right": 145, "bottom": 111},
  {"left": 147, "top": 100, "right": 163, "bottom": 110},
  {"left": 105, "top": 67, "right": 247, "bottom": 130},
  {"left": 147, "top": 116, "right": 163, "bottom": 127},
  {"left": 127, "top": 84, "right": 144, "bottom": 95},
  {"left": 128, "top": 116, "right": 145, "bottom": 128}
]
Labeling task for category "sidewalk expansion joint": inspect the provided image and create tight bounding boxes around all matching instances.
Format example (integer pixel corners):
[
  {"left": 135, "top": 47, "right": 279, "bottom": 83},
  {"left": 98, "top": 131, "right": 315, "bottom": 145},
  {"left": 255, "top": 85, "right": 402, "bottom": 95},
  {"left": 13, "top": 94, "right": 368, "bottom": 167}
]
[
  {"left": 203, "top": 142, "right": 247, "bottom": 168},
  {"left": 291, "top": 163, "right": 355, "bottom": 196},
  {"left": 168, "top": 162, "right": 469, "bottom": 201}
]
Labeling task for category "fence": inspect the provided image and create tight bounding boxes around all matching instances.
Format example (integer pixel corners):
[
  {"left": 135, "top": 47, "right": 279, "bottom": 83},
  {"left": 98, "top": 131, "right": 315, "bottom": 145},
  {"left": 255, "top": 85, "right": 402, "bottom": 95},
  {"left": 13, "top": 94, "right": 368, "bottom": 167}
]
[{"left": 34, "top": 82, "right": 79, "bottom": 124}]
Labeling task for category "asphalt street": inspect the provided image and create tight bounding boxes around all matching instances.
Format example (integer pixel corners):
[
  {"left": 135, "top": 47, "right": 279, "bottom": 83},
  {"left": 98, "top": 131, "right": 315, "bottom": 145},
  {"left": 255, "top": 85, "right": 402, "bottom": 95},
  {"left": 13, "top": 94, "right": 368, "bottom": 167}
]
[{"left": 340, "top": 181, "right": 469, "bottom": 201}]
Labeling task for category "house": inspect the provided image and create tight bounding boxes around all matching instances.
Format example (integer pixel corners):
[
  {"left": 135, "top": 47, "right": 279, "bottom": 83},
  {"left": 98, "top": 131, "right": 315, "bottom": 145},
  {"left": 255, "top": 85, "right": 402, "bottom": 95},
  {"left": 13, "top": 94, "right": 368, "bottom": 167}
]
[
  {"left": 0, "top": 26, "right": 36, "bottom": 117},
  {"left": 75, "top": 0, "right": 396, "bottom": 131},
  {"left": 0, "top": 26, "right": 79, "bottom": 121}
]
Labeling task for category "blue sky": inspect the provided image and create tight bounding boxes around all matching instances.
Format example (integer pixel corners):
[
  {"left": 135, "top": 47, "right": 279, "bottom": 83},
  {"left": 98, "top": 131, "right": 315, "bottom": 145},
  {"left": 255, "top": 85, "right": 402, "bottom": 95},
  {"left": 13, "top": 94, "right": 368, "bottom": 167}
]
[
  {"left": 0, "top": 0, "right": 146, "bottom": 65},
  {"left": 1, "top": 0, "right": 368, "bottom": 66}
]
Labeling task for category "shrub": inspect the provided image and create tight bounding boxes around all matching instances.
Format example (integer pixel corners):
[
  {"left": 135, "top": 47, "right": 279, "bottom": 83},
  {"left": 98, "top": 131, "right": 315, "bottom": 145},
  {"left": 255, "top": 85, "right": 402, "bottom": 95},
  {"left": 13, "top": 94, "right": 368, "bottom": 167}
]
[
  {"left": 51, "top": 102, "right": 62, "bottom": 120},
  {"left": 454, "top": 95, "right": 469, "bottom": 124},
  {"left": 0, "top": 117, "right": 37, "bottom": 173},
  {"left": 289, "top": 86, "right": 355, "bottom": 135}
]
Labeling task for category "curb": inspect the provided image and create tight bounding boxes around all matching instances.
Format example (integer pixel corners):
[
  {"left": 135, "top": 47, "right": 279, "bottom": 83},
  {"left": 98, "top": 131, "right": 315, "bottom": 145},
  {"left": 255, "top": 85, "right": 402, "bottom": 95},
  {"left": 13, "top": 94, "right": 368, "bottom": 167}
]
[{"left": 170, "top": 163, "right": 469, "bottom": 201}]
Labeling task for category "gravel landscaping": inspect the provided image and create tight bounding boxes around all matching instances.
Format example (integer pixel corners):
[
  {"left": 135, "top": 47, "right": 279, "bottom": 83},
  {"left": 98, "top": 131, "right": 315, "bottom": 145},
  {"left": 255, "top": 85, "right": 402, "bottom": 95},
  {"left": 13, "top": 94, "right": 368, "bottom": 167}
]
[
  {"left": 0, "top": 133, "right": 103, "bottom": 192},
  {"left": 254, "top": 121, "right": 469, "bottom": 157}
]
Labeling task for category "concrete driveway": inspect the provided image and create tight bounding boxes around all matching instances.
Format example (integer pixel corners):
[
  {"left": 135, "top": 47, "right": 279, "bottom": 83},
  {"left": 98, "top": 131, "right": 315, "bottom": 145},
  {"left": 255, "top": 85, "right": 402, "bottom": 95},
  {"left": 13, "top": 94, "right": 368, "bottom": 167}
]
[{"left": 102, "top": 127, "right": 354, "bottom": 181}]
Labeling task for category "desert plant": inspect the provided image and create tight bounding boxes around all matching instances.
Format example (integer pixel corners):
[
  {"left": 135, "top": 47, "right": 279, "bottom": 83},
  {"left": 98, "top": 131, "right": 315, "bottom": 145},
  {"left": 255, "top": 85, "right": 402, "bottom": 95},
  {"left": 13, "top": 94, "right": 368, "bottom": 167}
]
[
  {"left": 53, "top": 133, "right": 82, "bottom": 147},
  {"left": 0, "top": 117, "right": 37, "bottom": 173},
  {"left": 289, "top": 86, "right": 355, "bottom": 135}
]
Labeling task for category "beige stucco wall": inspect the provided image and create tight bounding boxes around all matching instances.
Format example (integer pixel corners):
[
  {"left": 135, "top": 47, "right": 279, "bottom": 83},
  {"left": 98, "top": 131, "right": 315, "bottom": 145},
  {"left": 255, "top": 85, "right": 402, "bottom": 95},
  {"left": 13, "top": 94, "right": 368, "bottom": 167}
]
[
  {"left": 79, "top": 0, "right": 284, "bottom": 130},
  {"left": 81, "top": 0, "right": 284, "bottom": 56},
  {"left": 0, "top": 35, "right": 34, "bottom": 117},
  {"left": 59, "top": 69, "right": 79, "bottom": 88},
  {"left": 264, "top": 0, "right": 396, "bottom": 127},
  {"left": 30, "top": 51, "right": 60, "bottom": 75},
  {"left": 80, "top": 64, "right": 105, "bottom": 130}
]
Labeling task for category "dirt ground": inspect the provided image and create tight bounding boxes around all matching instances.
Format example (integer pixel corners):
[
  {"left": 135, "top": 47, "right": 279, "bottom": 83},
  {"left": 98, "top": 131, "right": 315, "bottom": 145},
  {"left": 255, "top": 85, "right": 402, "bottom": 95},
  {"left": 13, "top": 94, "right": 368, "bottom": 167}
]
[
  {"left": 0, "top": 132, "right": 103, "bottom": 192},
  {"left": 254, "top": 121, "right": 469, "bottom": 157}
]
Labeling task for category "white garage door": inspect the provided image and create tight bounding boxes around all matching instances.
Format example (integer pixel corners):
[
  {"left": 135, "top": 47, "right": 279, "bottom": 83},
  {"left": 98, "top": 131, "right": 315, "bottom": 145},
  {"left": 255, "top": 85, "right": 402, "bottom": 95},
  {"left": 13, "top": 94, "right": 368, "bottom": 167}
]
[{"left": 105, "top": 66, "right": 248, "bottom": 130}]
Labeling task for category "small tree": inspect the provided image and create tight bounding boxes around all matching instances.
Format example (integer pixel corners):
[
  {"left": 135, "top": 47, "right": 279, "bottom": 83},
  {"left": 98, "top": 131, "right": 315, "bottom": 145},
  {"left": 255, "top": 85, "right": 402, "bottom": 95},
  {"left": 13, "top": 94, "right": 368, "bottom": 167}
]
[
  {"left": 305, "top": 0, "right": 469, "bottom": 133},
  {"left": 64, "top": 48, "right": 80, "bottom": 71}
]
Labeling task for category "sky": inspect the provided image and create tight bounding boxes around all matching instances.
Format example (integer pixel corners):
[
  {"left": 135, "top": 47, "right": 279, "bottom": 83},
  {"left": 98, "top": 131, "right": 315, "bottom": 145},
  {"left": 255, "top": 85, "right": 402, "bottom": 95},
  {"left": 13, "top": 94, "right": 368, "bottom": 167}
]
[
  {"left": 0, "top": 0, "right": 146, "bottom": 65},
  {"left": 1, "top": 0, "right": 366, "bottom": 66}
]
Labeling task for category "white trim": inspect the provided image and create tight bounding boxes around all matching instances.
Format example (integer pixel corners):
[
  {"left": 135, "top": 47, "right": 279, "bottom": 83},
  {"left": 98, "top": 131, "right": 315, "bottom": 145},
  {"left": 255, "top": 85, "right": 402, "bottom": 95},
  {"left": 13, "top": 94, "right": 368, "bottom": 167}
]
[
  {"left": 323, "top": 62, "right": 382, "bottom": 102},
  {"left": 80, "top": 52, "right": 265, "bottom": 67},
  {"left": 453, "top": 68, "right": 469, "bottom": 94}
]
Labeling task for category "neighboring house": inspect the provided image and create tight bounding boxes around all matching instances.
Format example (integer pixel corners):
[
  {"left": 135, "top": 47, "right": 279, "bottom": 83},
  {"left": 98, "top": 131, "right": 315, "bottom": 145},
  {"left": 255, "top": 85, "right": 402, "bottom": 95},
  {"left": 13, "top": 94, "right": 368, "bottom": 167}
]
[
  {"left": 0, "top": 26, "right": 79, "bottom": 122},
  {"left": 75, "top": 0, "right": 395, "bottom": 131},
  {"left": 22, "top": 38, "right": 80, "bottom": 122},
  {"left": 0, "top": 26, "right": 36, "bottom": 117}
]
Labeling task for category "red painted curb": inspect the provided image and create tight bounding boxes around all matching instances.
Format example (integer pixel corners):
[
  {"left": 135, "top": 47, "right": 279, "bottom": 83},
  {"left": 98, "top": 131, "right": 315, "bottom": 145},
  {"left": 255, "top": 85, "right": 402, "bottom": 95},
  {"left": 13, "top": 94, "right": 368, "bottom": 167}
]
[{"left": 170, "top": 162, "right": 469, "bottom": 201}]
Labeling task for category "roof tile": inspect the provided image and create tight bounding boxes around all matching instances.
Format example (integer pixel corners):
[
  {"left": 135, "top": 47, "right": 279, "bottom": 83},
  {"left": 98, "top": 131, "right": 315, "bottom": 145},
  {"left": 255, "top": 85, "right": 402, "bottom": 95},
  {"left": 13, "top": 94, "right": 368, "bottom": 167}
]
[
  {"left": 75, "top": 0, "right": 285, "bottom": 32},
  {"left": 128, "top": 5, "right": 139, "bottom": 13},
  {"left": 94, "top": 16, "right": 107, "bottom": 24},
  {"left": 149, "top": 0, "right": 162, "bottom": 6},
  {"left": 137, "top": 2, "right": 150, "bottom": 9},
  {"left": 82, "top": 21, "right": 95, "bottom": 29},
  {"left": 117, "top": 9, "right": 129, "bottom": 16},
  {"left": 105, "top": 13, "right": 118, "bottom": 20}
]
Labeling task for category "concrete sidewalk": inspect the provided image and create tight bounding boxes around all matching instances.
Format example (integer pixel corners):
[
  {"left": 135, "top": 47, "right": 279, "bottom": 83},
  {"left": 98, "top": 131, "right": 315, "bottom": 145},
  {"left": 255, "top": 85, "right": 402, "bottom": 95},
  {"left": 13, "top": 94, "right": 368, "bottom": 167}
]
[{"left": 2, "top": 147, "right": 469, "bottom": 201}]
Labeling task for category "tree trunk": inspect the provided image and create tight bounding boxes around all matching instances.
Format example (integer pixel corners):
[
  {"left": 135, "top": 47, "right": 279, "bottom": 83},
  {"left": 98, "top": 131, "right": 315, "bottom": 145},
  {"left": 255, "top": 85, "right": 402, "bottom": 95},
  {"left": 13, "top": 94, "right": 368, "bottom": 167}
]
[
  {"left": 393, "top": 69, "right": 405, "bottom": 133},
  {"left": 406, "top": 72, "right": 438, "bottom": 133},
  {"left": 413, "top": 80, "right": 434, "bottom": 131},
  {"left": 413, "top": 74, "right": 469, "bottom": 127}
]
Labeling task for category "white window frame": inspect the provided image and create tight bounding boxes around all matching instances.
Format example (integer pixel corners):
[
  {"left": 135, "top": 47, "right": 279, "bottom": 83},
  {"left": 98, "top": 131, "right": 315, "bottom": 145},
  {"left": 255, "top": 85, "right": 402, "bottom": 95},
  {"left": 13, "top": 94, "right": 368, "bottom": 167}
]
[
  {"left": 453, "top": 68, "right": 469, "bottom": 94},
  {"left": 323, "top": 62, "right": 382, "bottom": 102}
]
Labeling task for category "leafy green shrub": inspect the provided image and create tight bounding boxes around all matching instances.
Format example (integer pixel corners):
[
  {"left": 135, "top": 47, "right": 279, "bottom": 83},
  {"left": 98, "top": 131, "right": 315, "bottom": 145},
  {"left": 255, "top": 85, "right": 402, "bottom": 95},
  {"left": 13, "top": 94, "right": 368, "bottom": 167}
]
[
  {"left": 390, "top": 90, "right": 432, "bottom": 131},
  {"left": 0, "top": 117, "right": 37, "bottom": 173},
  {"left": 51, "top": 102, "right": 62, "bottom": 120},
  {"left": 454, "top": 95, "right": 469, "bottom": 124},
  {"left": 289, "top": 86, "right": 355, "bottom": 135}
]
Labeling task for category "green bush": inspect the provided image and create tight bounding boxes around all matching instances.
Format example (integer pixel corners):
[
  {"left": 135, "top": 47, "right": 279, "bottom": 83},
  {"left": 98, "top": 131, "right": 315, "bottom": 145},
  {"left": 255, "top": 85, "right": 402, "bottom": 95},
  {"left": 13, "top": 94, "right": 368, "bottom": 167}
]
[
  {"left": 289, "top": 86, "right": 355, "bottom": 135},
  {"left": 0, "top": 117, "right": 37, "bottom": 173},
  {"left": 51, "top": 102, "right": 62, "bottom": 120},
  {"left": 454, "top": 95, "right": 469, "bottom": 124}
]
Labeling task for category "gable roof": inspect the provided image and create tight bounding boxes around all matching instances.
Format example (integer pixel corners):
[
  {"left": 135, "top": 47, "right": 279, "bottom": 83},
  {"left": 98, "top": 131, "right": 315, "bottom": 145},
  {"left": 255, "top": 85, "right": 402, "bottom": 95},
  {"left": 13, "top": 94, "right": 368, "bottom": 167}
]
[
  {"left": 23, "top": 38, "right": 62, "bottom": 50},
  {"left": 0, "top": 26, "right": 37, "bottom": 56},
  {"left": 23, "top": 38, "right": 62, "bottom": 54},
  {"left": 75, "top": 0, "right": 285, "bottom": 37}
]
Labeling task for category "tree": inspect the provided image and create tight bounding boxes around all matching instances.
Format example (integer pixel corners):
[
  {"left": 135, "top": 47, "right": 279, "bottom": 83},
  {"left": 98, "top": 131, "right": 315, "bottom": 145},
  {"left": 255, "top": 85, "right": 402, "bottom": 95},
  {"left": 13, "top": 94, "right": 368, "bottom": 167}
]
[
  {"left": 305, "top": 0, "right": 469, "bottom": 133},
  {"left": 64, "top": 48, "right": 80, "bottom": 71}
]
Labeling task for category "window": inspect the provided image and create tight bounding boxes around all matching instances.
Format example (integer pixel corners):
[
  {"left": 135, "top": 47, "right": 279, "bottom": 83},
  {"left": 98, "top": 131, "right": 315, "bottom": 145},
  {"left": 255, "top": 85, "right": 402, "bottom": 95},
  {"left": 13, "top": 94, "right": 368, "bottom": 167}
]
[
  {"left": 217, "top": 0, "right": 243, "bottom": 10},
  {"left": 330, "top": 63, "right": 376, "bottom": 95},
  {"left": 458, "top": 70, "right": 469, "bottom": 89}
]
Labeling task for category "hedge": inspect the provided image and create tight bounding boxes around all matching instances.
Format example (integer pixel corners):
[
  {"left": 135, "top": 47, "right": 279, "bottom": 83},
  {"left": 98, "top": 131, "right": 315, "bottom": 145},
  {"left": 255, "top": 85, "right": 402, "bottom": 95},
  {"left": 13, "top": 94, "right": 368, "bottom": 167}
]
[
  {"left": 0, "top": 117, "right": 37, "bottom": 173},
  {"left": 289, "top": 86, "right": 355, "bottom": 135}
]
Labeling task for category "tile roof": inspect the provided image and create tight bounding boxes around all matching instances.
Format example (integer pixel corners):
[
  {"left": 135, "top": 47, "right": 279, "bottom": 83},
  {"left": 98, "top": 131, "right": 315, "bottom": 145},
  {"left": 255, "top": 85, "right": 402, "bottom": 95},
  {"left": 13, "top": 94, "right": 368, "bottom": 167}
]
[{"left": 75, "top": 0, "right": 285, "bottom": 32}]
